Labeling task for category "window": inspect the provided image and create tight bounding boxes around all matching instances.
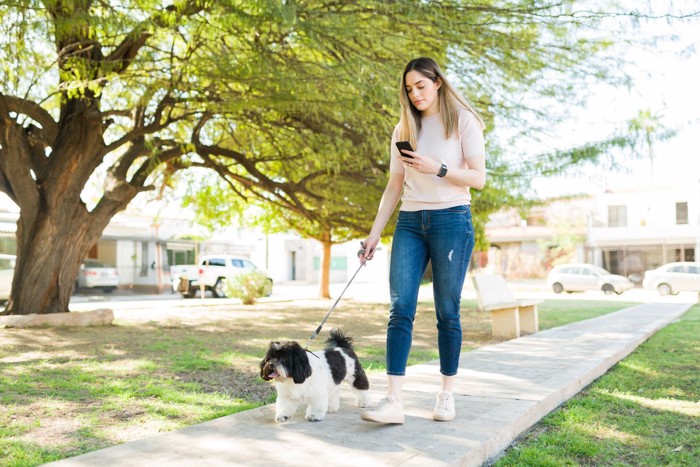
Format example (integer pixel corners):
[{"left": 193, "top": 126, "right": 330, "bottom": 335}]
[
  {"left": 205, "top": 258, "right": 225, "bottom": 267},
  {"left": 608, "top": 205, "right": 627, "bottom": 227},
  {"left": 140, "top": 241, "right": 149, "bottom": 276},
  {"left": 676, "top": 202, "right": 688, "bottom": 224}
]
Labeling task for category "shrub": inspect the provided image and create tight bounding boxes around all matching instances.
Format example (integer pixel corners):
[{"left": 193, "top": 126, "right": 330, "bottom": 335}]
[{"left": 222, "top": 270, "right": 270, "bottom": 305}]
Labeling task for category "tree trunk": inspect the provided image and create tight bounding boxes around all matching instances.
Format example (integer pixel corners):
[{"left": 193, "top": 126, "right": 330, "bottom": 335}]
[
  {"left": 0, "top": 87, "right": 140, "bottom": 315},
  {"left": 2, "top": 204, "right": 113, "bottom": 315},
  {"left": 319, "top": 230, "right": 332, "bottom": 299}
]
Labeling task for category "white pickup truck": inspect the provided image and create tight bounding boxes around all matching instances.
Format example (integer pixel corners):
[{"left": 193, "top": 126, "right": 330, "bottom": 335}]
[{"left": 170, "top": 255, "right": 273, "bottom": 299}]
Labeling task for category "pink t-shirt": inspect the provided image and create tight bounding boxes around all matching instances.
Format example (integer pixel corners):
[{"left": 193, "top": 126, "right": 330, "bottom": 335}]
[{"left": 390, "top": 108, "right": 486, "bottom": 211}]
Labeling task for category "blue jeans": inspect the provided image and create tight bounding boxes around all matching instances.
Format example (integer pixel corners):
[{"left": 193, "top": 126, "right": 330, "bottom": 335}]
[{"left": 386, "top": 206, "right": 475, "bottom": 376}]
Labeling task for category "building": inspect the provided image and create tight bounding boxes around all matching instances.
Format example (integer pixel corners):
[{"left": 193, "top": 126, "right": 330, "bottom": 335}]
[
  {"left": 484, "top": 181, "right": 700, "bottom": 281},
  {"left": 587, "top": 183, "right": 699, "bottom": 281}
]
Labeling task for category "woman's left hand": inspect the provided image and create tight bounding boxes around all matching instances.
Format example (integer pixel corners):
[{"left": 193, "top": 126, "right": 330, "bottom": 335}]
[{"left": 399, "top": 150, "right": 441, "bottom": 175}]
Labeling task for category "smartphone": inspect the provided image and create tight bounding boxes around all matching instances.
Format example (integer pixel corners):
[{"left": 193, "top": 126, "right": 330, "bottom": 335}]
[{"left": 395, "top": 141, "right": 414, "bottom": 159}]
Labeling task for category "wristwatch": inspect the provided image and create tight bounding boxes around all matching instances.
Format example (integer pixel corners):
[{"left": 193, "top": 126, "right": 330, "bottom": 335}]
[{"left": 437, "top": 163, "right": 448, "bottom": 178}]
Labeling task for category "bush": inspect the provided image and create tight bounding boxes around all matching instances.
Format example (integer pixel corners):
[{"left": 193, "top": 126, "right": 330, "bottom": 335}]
[{"left": 222, "top": 271, "right": 270, "bottom": 305}]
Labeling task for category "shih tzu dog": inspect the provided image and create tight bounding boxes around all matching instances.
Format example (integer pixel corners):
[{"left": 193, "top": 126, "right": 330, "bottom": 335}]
[{"left": 260, "top": 328, "right": 370, "bottom": 422}]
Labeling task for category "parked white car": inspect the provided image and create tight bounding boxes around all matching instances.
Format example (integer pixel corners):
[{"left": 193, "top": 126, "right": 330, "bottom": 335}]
[
  {"left": 0, "top": 253, "right": 16, "bottom": 303},
  {"left": 546, "top": 263, "right": 634, "bottom": 295},
  {"left": 76, "top": 259, "right": 119, "bottom": 293},
  {"left": 171, "top": 255, "right": 273, "bottom": 298},
  {"left": 642, "top": 262, "right": 700, "bottom": 296}
]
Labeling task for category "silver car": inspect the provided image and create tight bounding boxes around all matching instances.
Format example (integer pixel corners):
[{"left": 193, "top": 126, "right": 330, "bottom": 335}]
[
  {"left": 76, "top": 259, "right": 119, "bottom": 293},
  {"left": 546, "top": 263, "right": 635, "bottom": 295},
  {"left": 0, "top": 253, "right": 16, "bottom": 303},
  {"left": 642, "top": 262, "right": 700, "bottom": 296}
]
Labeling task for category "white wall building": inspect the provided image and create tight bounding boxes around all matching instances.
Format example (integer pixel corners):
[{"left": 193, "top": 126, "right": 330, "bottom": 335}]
[{"left": 586, "top": 183, "right": 700, "bottom": 280}]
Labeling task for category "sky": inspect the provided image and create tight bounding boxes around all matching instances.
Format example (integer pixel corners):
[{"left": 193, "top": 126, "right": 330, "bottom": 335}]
[{"left": 528, "top": 4, "right": 700, "bottom": 198}]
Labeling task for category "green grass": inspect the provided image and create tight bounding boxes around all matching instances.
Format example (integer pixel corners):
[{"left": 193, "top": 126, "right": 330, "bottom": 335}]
[
  {"left": 0, "top": 298, "right": 660, "bottom": 466},
  {"left": 494, "top": 305, "right": 700, "bottom": 466},
  {"left": 536, "top": 299, "right": 638, "bottom": 329}
]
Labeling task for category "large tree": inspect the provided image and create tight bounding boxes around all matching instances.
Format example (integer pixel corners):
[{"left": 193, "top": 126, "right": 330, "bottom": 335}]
[{"left": 0, "top": 0, "right": 634, "bottom": 315}]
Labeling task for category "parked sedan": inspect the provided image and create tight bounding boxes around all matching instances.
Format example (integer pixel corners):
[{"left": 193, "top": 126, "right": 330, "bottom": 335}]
[
  {"left": 546, "top": 263, "right": 635, "bottom": 295},
  {"left": 642, "top": 262, "right": 700, "bottom": 296},
  {"left": 0, "top": 253, "right": 16, "bottom": 302},
  {"left": 76, "top": 259, "right": 119, "bottom": 293}
]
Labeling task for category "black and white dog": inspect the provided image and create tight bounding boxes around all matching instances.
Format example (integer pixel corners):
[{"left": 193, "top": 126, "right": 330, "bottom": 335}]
[{"left": 260, "top": 329, "right": 370, "bottom": 422}]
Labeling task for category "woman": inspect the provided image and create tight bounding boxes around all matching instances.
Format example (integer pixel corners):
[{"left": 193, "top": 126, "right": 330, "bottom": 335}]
[{"left": 359, "top": 57, "right": 486, "bottom": 424}]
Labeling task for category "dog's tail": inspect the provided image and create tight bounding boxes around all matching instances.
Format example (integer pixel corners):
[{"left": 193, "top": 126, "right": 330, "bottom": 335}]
[{"left": 325, "top": 328, "right": 354, "bottom": 350}]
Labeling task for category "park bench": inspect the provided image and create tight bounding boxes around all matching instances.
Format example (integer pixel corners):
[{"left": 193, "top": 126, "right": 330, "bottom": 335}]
[{"left": 471, "top": 274, "right": 542, "bottom": 340}]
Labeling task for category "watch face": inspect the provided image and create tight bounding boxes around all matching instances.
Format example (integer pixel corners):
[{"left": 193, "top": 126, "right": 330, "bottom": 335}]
[{"left": 438, "top": 164, "right": 448, "bottom": 177}]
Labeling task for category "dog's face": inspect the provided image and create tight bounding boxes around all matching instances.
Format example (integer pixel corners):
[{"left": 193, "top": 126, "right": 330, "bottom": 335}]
[{"left": 260, "top": 341, "right": 312, "bottom": 384}]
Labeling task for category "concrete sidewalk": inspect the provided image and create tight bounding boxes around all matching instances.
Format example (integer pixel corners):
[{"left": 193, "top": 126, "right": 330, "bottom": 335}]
[{"left": 46, "top": 302, "right": 692, "bottom": 467}]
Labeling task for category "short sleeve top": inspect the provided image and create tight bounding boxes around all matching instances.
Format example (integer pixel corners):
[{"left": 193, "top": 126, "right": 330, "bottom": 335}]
[{"left": 390, "top": 108, "right": 486, "bottom": 211}]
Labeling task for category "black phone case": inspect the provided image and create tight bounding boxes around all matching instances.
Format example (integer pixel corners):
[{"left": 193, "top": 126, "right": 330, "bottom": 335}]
[{"left": 395, "top": 141, "right": 414, "bottom": 158}]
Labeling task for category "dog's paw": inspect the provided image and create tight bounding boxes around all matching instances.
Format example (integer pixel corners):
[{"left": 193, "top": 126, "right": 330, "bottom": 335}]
[
  {"left": 275, "top": 415, "right": 291, "bottom": 423},
  {"left": 305, "top": 413, "right": 325, "bottom": 422},
  {"left": 356, "top": 392, "right": 371, "bottom": 408}
]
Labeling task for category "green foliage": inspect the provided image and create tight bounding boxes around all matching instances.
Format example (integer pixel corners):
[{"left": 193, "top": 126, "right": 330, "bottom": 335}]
[
  {"left": 538, "top": 216, "right": 587, "bottom": 266},
  {"left": 222, "top": 270, "right": 270, "bottom": 305}
]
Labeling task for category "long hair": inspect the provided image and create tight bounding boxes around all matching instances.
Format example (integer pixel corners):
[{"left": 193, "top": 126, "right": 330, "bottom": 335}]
[{"left": 398, "top": 57, "right": 485, "bottom": 149}]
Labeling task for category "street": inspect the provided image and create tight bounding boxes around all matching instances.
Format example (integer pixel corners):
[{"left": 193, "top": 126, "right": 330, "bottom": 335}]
[{"left": 66, "top": 279, "right": 700, "bottom": 313}]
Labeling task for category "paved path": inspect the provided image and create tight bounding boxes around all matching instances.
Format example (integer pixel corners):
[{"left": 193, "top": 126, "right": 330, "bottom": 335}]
[{"left": 46, "top": 302, "right": 692, "bottom": 467}]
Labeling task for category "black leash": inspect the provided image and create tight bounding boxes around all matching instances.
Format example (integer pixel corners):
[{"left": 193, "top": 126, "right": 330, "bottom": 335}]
[{"left": 304, "top": 242, "right": 370, "bottom": 355}]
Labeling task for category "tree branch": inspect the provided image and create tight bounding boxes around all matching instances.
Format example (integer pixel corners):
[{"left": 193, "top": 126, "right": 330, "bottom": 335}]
[{"left": 0, "top": 94, "right": 58, "bottom": 144}]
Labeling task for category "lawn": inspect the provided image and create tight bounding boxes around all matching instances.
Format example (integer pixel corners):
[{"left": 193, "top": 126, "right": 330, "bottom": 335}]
[
  {"left": 1, "top": 297, "right": 635, "bottom": 466},
  {"left": 494, "top": 304, "right": 700, "bottom": 466}
]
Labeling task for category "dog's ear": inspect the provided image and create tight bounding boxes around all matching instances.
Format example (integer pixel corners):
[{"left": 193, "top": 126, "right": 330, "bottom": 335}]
[
  {"left": 259, "top": 354, "right": 269, "bottom": 379},
  {"left": 259, "top": 342, "right": 277, "bottom": 379},
  {"left": 288, "top": 342, "right": 312, "bottom": 384}
]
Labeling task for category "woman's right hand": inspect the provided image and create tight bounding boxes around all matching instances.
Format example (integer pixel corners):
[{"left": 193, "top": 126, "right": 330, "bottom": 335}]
[{"left": 358, "top": 237, "right": 379, "bottom": 264}]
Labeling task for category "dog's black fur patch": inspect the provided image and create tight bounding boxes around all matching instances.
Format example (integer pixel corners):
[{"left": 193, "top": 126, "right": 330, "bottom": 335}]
[
  {"left": 325, "top": 329, "right": 369, "bottom": 390},
  {"left": 353, "top": 358, "right": 370, "bottom": 390},
  {"left": 324, "top": 350, "right": 347, "bottom": 385}
]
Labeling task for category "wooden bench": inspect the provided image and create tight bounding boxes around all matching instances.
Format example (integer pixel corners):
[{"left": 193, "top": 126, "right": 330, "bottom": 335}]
[{"left": 471, "top": 274, "right": 542, "bottom": 340}]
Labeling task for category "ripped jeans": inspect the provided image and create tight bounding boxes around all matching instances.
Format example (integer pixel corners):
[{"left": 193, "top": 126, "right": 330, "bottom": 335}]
[{"left": 386, "top": 205, "right": 475, "bottom": 376}]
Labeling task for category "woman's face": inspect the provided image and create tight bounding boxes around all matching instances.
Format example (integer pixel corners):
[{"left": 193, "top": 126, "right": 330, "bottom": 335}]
[{"left": 404, "top": 70, "right": 442, "bottom": 116}]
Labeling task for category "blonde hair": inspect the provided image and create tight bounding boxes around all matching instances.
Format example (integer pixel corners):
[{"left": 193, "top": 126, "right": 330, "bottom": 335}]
[{"left": 398, "top": 57, "right": 485, "bottom": 149}]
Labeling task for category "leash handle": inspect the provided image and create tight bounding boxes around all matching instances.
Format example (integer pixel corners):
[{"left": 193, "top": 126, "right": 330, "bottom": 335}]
[
  {"left": 357, "top": 241, "right": 374, "bottom": 265},
  {"left": 304, "top": 261, "right": 365, "bottom": 350}
]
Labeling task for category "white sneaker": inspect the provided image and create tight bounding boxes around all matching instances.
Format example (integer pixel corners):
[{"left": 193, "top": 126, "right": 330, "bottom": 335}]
[
  {"left": 360, "top": 396, "right": 405, "bottom": 424},
  {"left": 433, "top": 391, "right": 455, "bottom": 421}
]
